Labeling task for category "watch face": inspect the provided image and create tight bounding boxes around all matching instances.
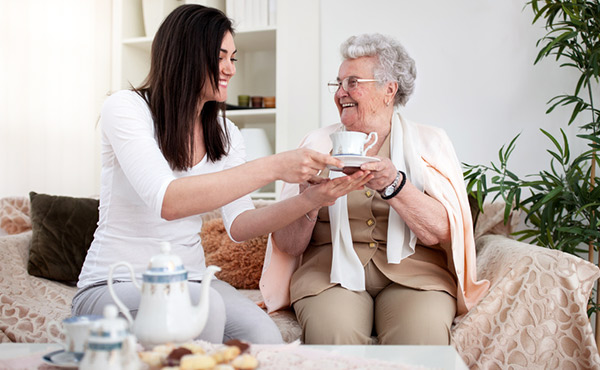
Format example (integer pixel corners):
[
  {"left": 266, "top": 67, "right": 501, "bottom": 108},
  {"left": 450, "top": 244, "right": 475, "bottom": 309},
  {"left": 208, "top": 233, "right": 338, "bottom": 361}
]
[{"left": 384, "top": 186, "right": 394, "bottom": 196}]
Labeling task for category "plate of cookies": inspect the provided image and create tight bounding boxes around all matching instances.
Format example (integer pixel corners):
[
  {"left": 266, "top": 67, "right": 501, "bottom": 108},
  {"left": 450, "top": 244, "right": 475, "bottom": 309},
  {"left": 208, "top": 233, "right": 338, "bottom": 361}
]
[{"left": 138, "top": 339, "right": 258, "bottom": 370}]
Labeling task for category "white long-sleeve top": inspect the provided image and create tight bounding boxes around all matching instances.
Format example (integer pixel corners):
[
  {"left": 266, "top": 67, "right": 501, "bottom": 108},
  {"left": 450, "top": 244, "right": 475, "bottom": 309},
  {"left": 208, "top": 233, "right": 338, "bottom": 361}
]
[{"left": 77, "top": 90, "right": 253, "bottom": 288}]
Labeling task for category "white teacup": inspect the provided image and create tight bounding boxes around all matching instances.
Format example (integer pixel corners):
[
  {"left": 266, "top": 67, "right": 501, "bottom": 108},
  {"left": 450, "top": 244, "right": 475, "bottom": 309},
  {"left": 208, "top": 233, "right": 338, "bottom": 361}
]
[
  {"left": 47, "top": 315, "right": 102, "bottom": 356},
  {"left": 330, "top": 131, "right": 378, "bottom": 156}
]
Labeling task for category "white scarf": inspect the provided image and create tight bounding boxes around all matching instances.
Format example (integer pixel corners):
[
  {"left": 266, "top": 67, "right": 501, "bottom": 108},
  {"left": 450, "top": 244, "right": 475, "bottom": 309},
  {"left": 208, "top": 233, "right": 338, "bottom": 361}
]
[{"left": 328, "top": 112, "right": 424, "bottom": 291}]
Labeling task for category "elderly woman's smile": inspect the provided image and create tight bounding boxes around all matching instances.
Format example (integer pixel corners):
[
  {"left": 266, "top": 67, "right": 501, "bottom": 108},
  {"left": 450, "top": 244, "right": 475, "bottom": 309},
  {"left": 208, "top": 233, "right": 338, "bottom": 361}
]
[{"left": 334, "top": 55, "right": 396, "bottom": 143}]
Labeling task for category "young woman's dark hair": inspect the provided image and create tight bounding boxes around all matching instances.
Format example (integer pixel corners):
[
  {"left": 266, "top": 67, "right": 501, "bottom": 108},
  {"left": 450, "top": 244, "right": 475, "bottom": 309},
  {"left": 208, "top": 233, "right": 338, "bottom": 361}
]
[{"left": 135, "top": 5, "right": 234, "bottom": 170}]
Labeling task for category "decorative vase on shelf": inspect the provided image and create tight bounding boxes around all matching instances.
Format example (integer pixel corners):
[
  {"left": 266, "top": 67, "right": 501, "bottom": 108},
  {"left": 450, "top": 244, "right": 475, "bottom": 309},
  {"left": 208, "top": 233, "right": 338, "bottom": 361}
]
[
  {"left": 240, "top": 128, "right": 274, "bottom": 193},
  {"left": 141, "top": 0, "right": 180, "bottom": 38}
]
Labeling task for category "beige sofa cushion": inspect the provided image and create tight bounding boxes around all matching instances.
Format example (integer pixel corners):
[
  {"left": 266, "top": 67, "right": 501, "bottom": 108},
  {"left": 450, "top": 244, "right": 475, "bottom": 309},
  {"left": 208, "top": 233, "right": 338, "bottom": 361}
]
[{"left": 452, "top": 234, "right": 600, "bottom": 369}]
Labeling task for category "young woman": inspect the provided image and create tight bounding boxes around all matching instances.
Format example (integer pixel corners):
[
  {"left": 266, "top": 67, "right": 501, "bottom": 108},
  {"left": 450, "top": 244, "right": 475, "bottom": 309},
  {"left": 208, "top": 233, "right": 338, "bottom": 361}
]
[{"left": 72, "top": 5, "right": 371, "bottom": 344}]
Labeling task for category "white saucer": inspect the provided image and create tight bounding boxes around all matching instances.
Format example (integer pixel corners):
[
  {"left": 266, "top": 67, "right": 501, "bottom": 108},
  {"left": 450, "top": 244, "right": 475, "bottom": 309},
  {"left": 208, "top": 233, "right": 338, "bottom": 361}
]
[
  {"left": 41, "top": 349, "right": 82, "bottom": 368},
  {"left": 328, "top": 155, "right": 380, "bottom": 171}
]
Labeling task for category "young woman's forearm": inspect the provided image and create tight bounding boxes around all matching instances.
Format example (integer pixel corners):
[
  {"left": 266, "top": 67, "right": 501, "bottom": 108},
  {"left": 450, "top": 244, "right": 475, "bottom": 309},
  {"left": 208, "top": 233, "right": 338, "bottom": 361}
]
[
  {"left": 229, "top": 194, "right": 316, "bottom": 242},
  {"left": 232, "top": 171, "right": 373, "bottom": 254},
  {"left": 161, "top": 149, "right": 342, "bottom": 220},
  {"left": 161, "top": 156, "right": 278, "bottom": 220}
]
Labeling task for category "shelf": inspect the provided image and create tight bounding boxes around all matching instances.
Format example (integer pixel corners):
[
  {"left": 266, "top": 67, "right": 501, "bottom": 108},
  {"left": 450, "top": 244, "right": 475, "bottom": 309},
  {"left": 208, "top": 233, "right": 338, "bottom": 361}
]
[
  {"left": 224, "top": 108, "right": 275, "bottom": 118},
  {"left": 234, "top": 27, "right": 276, "bottom": 51},
  {"left": 122, "top": 37, "right": 152, "bottom": 52},
  {"left": 114, "top": 0, "right": 283, "bottom": 201},
  {"left": 121, "top": 28, "right": 276, "bottom": 54}
]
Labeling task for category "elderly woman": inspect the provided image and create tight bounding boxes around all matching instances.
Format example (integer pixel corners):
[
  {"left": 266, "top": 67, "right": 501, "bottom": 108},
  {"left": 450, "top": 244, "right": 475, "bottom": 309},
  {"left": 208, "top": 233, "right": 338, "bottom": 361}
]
[{"left": 259, "top": 33, "right": 490, "bottom": 345}]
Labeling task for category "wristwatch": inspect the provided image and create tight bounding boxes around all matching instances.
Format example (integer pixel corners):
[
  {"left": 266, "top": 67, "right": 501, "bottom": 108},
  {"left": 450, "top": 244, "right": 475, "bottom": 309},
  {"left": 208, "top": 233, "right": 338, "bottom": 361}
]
[{"left": 379, "top": 170, "right": 406, "bottom": 200}]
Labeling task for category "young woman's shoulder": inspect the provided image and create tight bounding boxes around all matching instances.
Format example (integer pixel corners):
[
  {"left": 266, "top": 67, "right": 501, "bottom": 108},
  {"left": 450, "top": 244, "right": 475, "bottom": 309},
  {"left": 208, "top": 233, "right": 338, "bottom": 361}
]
[
  {"left": 100, "top": 90, "right": 153, "bottom": 132},
  {"left": 102, "top": 90, "right": 150, "bottom": 115}
]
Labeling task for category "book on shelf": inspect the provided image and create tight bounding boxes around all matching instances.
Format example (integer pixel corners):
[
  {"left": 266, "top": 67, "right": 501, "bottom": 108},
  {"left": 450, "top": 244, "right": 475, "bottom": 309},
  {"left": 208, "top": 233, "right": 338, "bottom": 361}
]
[{"left": 226, "top": 0, "right": 275, "bottom": 31}]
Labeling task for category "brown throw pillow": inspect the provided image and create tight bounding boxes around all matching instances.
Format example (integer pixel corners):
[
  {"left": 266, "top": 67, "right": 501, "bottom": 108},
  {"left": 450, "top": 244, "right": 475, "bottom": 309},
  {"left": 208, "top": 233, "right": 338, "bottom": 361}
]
[
  {"left": 201, "top": 218, "right": 267, "bottom": 289},
  {"left": 27, "top": 191, "right": 99, "bottom": 284}
]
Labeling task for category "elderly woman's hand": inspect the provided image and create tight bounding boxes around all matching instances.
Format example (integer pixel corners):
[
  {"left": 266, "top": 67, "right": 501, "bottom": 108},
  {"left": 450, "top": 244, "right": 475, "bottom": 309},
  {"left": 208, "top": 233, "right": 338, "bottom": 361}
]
[{"left": 359, "top": 157, "right": 397, "bottom": 192}]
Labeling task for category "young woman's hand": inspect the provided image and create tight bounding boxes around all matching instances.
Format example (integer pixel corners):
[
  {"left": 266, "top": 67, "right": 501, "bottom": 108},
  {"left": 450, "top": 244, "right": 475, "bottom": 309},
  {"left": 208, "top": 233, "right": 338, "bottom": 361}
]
[
  {"left": 274, "top": 149, "right": 343, "bottom": 184},
  {"left": 302, "top": 170, "right": 373, "bottom": 211}
]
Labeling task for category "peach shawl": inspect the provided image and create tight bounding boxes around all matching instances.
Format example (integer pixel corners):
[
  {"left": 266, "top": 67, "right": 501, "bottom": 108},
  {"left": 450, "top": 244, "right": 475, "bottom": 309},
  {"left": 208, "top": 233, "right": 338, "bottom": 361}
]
[{"left": 259, "top": 113, "right": 489, "bottom": 315}]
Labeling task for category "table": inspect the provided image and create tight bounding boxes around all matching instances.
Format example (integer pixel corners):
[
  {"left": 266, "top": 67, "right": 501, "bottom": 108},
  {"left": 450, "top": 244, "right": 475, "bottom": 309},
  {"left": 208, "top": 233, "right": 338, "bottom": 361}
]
[
  {"left": 304, "top": 345, "right": 468, "bottom": 369},
  {"left": 0, "top": 342, "right": 468, "bottom": 369}
]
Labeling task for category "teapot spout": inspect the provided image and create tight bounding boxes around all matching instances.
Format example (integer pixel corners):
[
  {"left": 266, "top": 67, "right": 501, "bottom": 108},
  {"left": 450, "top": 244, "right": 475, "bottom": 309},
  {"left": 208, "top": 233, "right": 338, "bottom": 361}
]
[{"left": 192, "top": 265, "right": 221, "bottom": 337}]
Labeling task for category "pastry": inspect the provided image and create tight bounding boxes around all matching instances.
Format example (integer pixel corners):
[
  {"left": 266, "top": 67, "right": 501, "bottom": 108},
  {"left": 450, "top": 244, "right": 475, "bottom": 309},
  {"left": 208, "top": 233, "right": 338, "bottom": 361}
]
[
  {"left": 181, "top": 342, "right": 206, "bottom": 355},
  {"left": 231, "top": 354, "right": 259, "bottom": 370},
  {"left": 138, "top": 350, "right": 165, "bottom": 367},
  {"left": 211, "top": 345, "right": 241, "bottom": 363},
  {"left": 223, "top": 339, "right": 249, "bottom": 353},
  {"left": 179, "top": 354, "right": 217, "bottom": 370},
  {"left": 213, "top": 365, "right": 235, "bottom": 370},
  {"left": 165, "top": 347, "right": 193, "bottom": 367}
]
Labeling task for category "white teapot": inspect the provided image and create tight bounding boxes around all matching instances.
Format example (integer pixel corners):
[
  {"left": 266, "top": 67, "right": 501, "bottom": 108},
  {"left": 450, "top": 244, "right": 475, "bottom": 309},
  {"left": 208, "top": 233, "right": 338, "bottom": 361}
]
[
  {"left": 108, "top": 242, "right": 221, "bottom": 348},
  {"left": 80, "top": 304, "right": 140, "bottom": 370}
]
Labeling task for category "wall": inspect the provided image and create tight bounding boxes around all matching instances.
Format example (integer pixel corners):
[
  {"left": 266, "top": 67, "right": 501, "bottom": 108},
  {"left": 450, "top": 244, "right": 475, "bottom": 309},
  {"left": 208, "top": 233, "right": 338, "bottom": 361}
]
[
  {"left": 1, "top": 0, "right": 592, "bottom": 199},
  {"left": 319, "top": 0, "right": 586, "bottom": 178},
  {"left": 0, "top": 0, "right": 111, "bottom": 198}
]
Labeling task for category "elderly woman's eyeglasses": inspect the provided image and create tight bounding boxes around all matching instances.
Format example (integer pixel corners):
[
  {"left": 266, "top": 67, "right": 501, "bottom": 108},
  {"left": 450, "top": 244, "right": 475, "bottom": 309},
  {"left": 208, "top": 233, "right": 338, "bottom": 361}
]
[{"left": 327, "top": 77, "right": 382, "bottom": 93}]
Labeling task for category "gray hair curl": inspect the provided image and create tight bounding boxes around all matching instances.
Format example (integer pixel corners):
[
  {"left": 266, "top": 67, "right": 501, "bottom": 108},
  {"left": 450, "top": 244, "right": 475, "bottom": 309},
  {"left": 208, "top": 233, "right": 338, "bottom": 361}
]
[{"left": 340, "top": 33, "right": 416, "bottom": 107}]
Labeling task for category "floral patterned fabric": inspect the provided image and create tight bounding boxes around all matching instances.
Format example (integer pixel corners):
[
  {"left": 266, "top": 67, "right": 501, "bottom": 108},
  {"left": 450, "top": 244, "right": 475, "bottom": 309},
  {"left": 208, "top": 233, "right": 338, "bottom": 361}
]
[
  {"left": 0, "top": 196, "right": 31, "bottom": 235},
  {"left": 0, "top": 196, "right": 599, "bottom": 369},
  {"left": 0, "top": 231, "right": 75, "bottom": 343},
  {"left": 452, "top": 234, "right": 600, "bottom": 369}
]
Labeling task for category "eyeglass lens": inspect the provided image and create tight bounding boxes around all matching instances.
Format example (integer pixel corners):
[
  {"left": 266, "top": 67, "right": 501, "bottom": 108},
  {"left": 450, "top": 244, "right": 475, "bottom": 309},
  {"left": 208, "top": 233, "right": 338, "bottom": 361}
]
[{"left": 328, "top": 77, "right": 358, "bottom": 93}]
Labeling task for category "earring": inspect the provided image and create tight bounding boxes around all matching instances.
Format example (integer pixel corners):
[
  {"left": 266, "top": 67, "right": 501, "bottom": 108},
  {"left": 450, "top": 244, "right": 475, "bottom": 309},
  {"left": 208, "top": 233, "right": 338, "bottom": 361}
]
[{"left": 385, "top": 100, "right": 390, "bottom": 106}]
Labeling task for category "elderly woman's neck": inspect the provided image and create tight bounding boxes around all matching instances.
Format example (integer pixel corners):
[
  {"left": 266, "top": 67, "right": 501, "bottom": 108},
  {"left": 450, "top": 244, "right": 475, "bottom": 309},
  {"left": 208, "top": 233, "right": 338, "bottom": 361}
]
[{"left": 364, "top": 105, "right": 395, "bottom": 156}]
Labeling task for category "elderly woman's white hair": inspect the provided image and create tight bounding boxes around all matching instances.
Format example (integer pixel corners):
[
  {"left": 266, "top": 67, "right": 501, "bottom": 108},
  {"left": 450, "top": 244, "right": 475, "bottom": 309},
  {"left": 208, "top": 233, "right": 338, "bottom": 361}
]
[{"left": 340, "top": 33, "right": 416, "bottom": 107}]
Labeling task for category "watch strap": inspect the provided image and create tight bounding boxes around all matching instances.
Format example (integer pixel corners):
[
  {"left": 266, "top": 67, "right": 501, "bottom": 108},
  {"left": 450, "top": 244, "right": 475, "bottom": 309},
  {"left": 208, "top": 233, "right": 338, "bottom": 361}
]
[{"left": 381, "top": 170, "right": 406, "bottom": 200}]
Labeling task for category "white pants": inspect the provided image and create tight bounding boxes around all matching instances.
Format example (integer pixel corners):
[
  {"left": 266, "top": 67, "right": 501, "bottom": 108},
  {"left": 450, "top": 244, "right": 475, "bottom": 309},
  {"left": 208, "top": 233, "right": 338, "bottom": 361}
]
[{"left": 72, "top": 279, "right": 283, "bottom": 344}]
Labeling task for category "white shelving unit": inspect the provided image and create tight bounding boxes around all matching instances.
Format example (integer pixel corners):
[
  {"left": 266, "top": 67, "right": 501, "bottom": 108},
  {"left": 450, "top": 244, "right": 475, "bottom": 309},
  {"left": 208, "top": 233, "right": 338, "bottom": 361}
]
[
  {"left": 111, "top": 0, "right": 321, "bottom": 201},
  {"left": 111, "top": 0, "right": 279, "bottom": 199}
]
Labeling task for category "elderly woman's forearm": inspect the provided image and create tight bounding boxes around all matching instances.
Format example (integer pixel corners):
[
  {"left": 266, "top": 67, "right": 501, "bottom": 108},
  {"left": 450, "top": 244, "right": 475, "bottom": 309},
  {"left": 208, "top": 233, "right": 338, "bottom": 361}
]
[{"left": 389, "top": 184, "right": 451, "bottom": 246}]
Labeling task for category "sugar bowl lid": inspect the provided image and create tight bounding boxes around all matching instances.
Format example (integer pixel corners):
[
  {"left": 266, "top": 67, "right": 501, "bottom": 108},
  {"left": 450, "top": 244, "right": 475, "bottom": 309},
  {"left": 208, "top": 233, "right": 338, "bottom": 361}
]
[
  {"left": 143, "top": 242, "right": 188, "bottom": 283},
  {"left": 87, "top": 304, "right": 128, "bottom": 348}
]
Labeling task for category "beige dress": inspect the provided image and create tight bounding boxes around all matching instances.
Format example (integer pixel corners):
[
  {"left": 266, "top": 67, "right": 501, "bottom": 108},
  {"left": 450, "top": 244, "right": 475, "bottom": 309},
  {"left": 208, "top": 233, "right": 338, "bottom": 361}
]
[{"left": 290, "top": 133, "right": 457, "bottom": 305}]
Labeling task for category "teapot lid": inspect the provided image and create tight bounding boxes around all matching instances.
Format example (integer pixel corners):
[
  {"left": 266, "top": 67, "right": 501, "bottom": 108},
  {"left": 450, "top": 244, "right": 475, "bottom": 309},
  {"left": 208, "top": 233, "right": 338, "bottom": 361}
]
[
  {"left": 143, "top": 242, "right": 188, "bottom": 283},
  {"left": 87, "top": 304, "right": 128, "bottom": 349}
]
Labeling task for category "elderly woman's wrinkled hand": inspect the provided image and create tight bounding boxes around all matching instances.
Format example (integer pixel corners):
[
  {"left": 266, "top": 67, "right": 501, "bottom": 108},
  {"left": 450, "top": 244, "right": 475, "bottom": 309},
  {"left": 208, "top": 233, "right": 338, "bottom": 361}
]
[
  {"left": 277, "top": 148, "right": 343, "bottom": 184},
  {"left": 302, "top": 170, "right": 373, "bottom": 207},
  {"left": 359, "top": 157, "right": 397, "bottom": 192}
]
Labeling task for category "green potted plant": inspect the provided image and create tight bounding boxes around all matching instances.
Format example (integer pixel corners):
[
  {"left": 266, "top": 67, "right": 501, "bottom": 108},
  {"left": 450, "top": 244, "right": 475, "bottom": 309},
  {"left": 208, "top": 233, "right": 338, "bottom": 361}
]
[{"left": 463, "top": 0, "right": 599, "bottom": 316}]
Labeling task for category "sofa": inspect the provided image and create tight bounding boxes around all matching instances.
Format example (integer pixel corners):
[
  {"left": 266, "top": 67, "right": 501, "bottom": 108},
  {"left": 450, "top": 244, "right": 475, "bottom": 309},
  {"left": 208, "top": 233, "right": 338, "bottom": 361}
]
[{"left": 0, "top": 194, "right": 599, "bottom": 369}]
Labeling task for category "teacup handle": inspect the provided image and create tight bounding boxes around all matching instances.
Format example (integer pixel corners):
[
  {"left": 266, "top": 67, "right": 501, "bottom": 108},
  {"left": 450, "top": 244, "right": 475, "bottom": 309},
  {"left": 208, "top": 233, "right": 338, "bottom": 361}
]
[
  {"left": 107, "top": 261, "right": 141, "bottom": 328},
  {"left": 46, "top": 320, "right": 65, "bottom": 347},
  {"left": 364, "top": 132, "right": 378, "bottom": 154}
]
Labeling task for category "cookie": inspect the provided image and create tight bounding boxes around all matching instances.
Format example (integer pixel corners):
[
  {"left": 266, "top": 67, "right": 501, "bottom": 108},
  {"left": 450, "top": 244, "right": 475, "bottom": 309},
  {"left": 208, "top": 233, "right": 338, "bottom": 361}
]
[
  {"left": 231, "top": 354, "right": 259, "bottom": 370},
  {"left": 138, "top": 350, "right": 165, "bottom": 367},
  {"left": 165, "top": 347, "right": 193, "bottom": 367},
  {"left": 211, "top": 345, "right": 241, "bottom": 363},
  {"left": 181, "top": 342, "right": 206, "bottom": 355},
  {"left": 179, "top": 354, "right": 217, "bottom": 370}
]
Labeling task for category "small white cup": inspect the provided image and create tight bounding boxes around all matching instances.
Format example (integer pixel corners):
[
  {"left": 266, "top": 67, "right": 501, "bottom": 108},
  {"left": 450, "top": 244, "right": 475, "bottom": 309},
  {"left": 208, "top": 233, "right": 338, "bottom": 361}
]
[
  {"left": 330, "top": 131, "right": 378, "bottom": 156},
  {"left": 47, "top": 315, "right": 102, "bottom": 355}
]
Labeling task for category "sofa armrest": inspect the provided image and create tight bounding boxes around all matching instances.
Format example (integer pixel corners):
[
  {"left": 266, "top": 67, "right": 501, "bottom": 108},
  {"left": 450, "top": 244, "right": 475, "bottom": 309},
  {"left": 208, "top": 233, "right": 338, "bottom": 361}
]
[
  {"left": 452, "top": 234, "right": 600, "bottom": 368},
  {"left": 0, "top": 232, "right": 76, "bottom": 342}
]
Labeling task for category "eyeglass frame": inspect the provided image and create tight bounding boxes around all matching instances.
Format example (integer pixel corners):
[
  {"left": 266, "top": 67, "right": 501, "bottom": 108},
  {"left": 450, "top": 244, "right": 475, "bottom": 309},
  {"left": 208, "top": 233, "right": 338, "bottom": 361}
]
[{"left": 327, "top": 77, "right": 383, "bottom": 93}]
